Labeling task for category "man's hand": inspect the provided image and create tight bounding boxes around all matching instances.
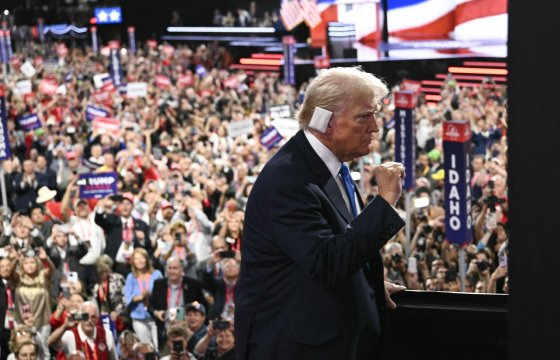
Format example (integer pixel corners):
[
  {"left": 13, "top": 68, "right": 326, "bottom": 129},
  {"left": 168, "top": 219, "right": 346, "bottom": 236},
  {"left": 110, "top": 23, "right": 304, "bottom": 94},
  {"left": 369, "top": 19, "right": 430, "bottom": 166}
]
[
  {"left": 384, "top": 281, "right": 406, "bottom": 310},
  {"left": 374, "top": 162, "right": 404, "bottom": 206}
]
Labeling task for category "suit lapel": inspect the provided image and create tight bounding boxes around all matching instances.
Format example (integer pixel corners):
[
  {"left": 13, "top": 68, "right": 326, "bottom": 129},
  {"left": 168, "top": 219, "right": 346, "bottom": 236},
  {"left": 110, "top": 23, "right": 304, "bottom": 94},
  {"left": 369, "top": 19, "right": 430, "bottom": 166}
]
[{"left": 294, "top": 131, "right": 352, "bottom": 224}]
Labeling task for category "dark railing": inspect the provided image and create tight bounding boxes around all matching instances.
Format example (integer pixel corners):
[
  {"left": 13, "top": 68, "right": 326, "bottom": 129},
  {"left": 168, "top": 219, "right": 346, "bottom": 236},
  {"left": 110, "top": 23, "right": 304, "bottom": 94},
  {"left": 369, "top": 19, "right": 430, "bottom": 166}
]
[{"left": 386, "top": 291, "right": 507, "bottom": 360}]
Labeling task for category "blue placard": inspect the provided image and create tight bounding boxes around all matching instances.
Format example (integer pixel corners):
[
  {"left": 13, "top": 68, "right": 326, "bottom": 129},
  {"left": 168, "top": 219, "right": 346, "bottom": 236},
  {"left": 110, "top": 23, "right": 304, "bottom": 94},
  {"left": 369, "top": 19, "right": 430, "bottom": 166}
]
[
  {"left": 0, "top": 94, "right": 12, "bottom": 160},
  {"left": 78, "top": 172, "right": 118, "bottom": 199},
  {"left": 394, "top": 108, "right": 415, "bottom": 191},
  {"left": 259, "top": 126, "right": 284, "bottom": 150},
  {"left": 17, "top": 114, "right": 41, "bottom": 132},
  {"left": 109, "top": 49, "right": 123, "bottom": 87},
  {"left": 443, "top": 140, "right": 473, "bottom": 245},
  {"left": 0, "top": 31, "right": 6, "bottom": 64},
  {"left": 99, "top": 314, "right": 118, "bottom": 342},
  {"left": 94, "top": 7, "right": 122, "bottom": 24},
  {"left": 282, "top": 36, "right": 295, "bottom": 85},
  {"left": 86, "top": 105, "right": 109, "bottom": 122}
]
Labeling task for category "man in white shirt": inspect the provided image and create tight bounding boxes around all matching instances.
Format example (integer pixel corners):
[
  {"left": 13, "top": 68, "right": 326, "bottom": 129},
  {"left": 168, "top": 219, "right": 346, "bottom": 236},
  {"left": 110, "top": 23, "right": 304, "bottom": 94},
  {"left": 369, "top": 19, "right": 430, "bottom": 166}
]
[{"left": 48, "top": 301, "right": 118, "bottom": 360}]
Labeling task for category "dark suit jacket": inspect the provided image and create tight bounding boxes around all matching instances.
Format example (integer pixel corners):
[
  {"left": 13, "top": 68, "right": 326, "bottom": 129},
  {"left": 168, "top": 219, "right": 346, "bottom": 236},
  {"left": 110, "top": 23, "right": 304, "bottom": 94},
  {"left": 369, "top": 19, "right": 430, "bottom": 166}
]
[
  {"left": 235, "top": 131, "right": 405, "bottom": 360},
  {"left": 148, "top": 276, "right": 207, "bottom": 328},
  {"left": 202, "top": 267, "right": 237, "bottom": 321},
  {"left": 94, "top": 212, "right": 152, "bottom": 260}
]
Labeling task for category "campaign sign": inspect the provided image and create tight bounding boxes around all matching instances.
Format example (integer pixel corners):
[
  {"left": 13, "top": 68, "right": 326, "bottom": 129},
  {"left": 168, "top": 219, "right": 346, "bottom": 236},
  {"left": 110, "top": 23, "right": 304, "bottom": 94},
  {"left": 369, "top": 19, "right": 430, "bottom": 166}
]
[
  {"left": 394, "top": 93, "right": 415, "bottom": 191},
  {"left": 271, "top": 118, "right": 300, "bottom": 139},
  {"left": 86, "top": 105, "right": 109, "bottom": 122},
  {"left": 78, "top": 172, "right": 118, "bottom": 199},
  {"left": 14, "top": 80, "right": 32, "bottom": 96},
  {"left": 228, "top": 119, "right": 253, "bottom": 139},
  {"left": 109, "top": 49, "right": 123, "bottom": 87},
  {"left": 0, "top": 89, "right": 12, "bottom": 160},
  {"left": 38, "top": 79, "right": 59, "bottom": 96},
  {"left": 17, "top": 114, "right": 41, "bottom": 131},
  {"left": 401, "top": 79, "right": 422, "bottom": 93},
  {"left": 260, "top": 126, "right": 284, "bottom": 150},
  {"left": 177, "top": 73, "right": 194, "bottom": 88},
  {"left": 269, "top": 104, "right": 292, "bottom": 119},
  {"left": 156, "top": 75, "right": 171, "bottom": 89},
  {"left": 282, "top": 36, "right": 295, "bottom": 85},
  {"left": 20, "top": 61, "right": 36, "bottom": 78},
  {"left": 126, "top": 82, "right": 147, "bottom": 98},
  {"left": 443, "top": 120, "right": 472, "bottom": 245},
  {"left": 93, "top": 117, "right": 120, "bottom": 136},
  {"left": 0, "top": 30, "right": 6, "bottom": 64}
]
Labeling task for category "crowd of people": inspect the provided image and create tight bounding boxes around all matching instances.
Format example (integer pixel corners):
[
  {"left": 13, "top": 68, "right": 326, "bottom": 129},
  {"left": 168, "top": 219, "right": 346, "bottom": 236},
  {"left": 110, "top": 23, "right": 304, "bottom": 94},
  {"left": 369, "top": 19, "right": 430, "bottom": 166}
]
[{"left": 0, "top": 34, "right": 508, "bottom": 360}]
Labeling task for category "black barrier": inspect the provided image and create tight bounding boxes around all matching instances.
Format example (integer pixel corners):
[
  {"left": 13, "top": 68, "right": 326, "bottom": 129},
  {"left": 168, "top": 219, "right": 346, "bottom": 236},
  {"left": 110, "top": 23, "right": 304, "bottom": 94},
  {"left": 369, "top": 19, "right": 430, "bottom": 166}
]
[{"left": 386, "top": 291, "right": 507, "bottom": 360}]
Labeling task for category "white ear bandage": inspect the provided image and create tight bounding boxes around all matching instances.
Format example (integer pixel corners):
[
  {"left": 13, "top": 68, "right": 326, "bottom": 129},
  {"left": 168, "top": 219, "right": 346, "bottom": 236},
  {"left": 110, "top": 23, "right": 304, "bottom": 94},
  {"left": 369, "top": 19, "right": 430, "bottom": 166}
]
[{"left": 308, "top": 107, "right": 332, "bottom": 133}]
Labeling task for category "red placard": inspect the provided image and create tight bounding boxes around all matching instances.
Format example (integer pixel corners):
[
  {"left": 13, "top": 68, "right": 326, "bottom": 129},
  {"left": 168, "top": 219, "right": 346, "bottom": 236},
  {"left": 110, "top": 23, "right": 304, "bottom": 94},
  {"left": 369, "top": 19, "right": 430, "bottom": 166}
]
[
  {"left": 155, "top": 75, "right": 171, "bottom": 88},
  {"left": 443, "top": 121, "right": 471, "bottom": 143},
  {"left": 38, "top": 79, "right": 59, "bottom": 96},
  {"left": 177, "top": 73, "right": 194, "bottom": 88},
  {"left": 394, "top": 91, "right": 417, "bottom": 109},
  {"left": 401, "top": 79, "right": 422, "bottom": 93}
]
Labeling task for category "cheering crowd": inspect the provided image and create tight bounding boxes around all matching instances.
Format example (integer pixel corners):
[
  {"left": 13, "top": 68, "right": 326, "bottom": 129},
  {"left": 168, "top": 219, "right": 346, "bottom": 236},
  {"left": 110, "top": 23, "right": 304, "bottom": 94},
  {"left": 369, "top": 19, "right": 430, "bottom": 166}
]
[{"left": 0, "top": 38, "right": 508, "bottom": 360}]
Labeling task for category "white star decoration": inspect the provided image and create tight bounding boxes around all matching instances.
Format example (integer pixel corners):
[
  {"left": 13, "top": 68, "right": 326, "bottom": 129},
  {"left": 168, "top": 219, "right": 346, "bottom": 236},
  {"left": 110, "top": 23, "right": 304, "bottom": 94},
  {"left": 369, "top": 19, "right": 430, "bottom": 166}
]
[
  {"left": 109, "top": 10, "right": 121, "bottom": 22},
  {"left": 97, "top": 10, "right": 108, "bottom": 22}
]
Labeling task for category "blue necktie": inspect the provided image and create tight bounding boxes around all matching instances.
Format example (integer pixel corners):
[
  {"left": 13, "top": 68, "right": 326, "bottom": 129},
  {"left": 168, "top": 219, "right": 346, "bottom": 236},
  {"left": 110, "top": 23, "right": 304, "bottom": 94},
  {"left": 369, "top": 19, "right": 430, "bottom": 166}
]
[{"left": 339, "top": 163, "right": 357, "bottom": 218}]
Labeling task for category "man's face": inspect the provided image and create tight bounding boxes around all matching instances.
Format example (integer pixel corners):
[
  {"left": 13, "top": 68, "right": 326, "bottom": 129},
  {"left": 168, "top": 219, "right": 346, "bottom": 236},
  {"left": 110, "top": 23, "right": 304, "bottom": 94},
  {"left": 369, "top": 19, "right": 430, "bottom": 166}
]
[
  {"left": 76, "top": 201, "right": 90, "bottom": 218},
  {"left": 36, "top": 156, "right": 47, "bottom": 170},
  {"left": 186, "top": 311, "right": 205, "bottom": 330},
  {"left": 54, "top": 232, "right": 68, "bottom": 247},
  {"left": 14, "top": 222, "right": 31, "bottom": 239},
  {"left": 80, "top": 305, "right": 99, "bottom": 334},
  {"left": 222, "top": 259, "right": 239, "bottom": 279},
  {"left": 119, "top": 200, "right": 133, "bottom": 217},
  {"left": 166, "top": 259, "right": 184, "bottom": 283},
  {"left": 472, "top": 157, "right": 484, "bottom": 171},
  {"left": 23, "top": 160, "right": 34, "bottom": 174},
  {"left": 0, "top": 258, "right": 11, "bottom": 278},
  {"left": 30, "top": 208, "right": 44, "bottom": 224},
  {"left": 329, "top": 96, "right": 379, "bottom": 162}
]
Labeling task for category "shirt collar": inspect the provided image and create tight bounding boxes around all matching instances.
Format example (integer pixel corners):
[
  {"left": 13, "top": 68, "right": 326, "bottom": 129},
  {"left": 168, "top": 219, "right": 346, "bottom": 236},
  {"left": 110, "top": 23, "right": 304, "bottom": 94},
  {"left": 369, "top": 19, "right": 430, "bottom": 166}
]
[
  {"left": 78, "top": 323, "right": 96, "bottom": 341},
  {"left": 304, "top": 129, "right": 342, "bottom": 179}
]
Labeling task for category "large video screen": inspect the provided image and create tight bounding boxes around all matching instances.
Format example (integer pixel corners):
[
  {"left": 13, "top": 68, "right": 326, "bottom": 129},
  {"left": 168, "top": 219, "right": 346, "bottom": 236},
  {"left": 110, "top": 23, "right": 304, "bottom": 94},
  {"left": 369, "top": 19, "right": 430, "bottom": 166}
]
[{"left": 283, "top": 0, "right": 507, "bottom": 60}]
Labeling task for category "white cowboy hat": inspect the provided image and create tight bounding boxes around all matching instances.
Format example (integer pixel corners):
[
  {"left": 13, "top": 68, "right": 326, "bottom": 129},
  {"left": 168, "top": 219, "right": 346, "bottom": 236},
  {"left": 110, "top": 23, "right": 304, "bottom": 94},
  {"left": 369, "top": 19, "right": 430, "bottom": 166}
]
[{"left": 36, "top": 186, "right": 57, "bottom": 204}]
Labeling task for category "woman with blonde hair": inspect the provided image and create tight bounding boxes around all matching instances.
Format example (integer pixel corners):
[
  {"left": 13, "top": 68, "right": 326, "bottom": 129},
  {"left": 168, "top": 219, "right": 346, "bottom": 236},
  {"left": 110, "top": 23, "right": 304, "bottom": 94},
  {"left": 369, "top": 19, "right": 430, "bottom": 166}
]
[
  {"left": 7, "top": 325, "right": 48, "bottom": 360},
  {"left": 14, "top": 248, "right": 54, "bottom": 356},
  {"left": 12, "top": 340, "right": 38, "bottom": 360},
  {"left": 124, "top": 248, "right": 162, "bottom": 350}
]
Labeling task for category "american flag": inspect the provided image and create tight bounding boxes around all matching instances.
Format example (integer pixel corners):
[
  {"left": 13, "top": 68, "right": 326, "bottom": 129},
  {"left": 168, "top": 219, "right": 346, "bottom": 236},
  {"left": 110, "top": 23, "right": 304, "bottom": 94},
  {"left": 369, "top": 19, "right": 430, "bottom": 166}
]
[
  {"left": 300, "top": 0, "right": 322, "bottom": 29},
  {"left": 280, "top": 0, "right": 304, "bottom": 31}
]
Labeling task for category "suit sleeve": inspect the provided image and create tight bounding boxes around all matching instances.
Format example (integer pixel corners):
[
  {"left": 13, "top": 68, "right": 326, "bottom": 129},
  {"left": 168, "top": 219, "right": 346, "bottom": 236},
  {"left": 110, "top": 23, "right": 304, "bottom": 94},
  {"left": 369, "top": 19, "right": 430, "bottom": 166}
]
[{"left": 270, "top": 181, "right": 404, "bottom": 289}]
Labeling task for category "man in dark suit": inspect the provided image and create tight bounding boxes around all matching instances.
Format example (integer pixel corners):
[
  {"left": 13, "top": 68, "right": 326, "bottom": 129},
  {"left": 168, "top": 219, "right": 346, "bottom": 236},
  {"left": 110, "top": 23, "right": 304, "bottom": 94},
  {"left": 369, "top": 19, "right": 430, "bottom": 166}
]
[
  {"left": 94, "top": 192, "right": 152, "bottom": 276},
  {"left": 149, "top": 256, "right": 207, "bottom": 347},
  {"left": 235, "top": 67, "right": 407, "bottom": 360}
]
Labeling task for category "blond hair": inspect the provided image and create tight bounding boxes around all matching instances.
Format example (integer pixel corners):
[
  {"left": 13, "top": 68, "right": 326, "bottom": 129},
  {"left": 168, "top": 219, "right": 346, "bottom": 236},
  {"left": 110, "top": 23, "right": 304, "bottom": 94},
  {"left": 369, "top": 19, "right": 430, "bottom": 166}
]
[{"left": 131, "top": 247, "right": 154, "bottom": 277}]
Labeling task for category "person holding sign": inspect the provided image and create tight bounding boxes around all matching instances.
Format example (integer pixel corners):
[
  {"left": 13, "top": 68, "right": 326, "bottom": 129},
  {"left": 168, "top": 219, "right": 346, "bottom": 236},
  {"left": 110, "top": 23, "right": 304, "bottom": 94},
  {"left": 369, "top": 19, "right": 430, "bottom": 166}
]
[{"left": 235, "top": 67, "right": 406, "bottom": 359}]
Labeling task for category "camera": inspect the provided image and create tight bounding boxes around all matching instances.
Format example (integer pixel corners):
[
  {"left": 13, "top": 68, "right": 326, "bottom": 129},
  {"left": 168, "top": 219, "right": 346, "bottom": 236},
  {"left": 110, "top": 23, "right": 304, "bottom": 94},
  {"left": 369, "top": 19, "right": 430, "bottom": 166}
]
[
  {"left": 71, "top": 313, "right": 89, "bottom": 321},
  {"left": 174, "top": 233, "right": 182, "bottom": 242},
  {"left": 391, "top": 253, "right": 402, "bottom": 263},
  {"left": 422, "top": 224, "right": 433, "bottom": 234},
  {"left": 445, "top": 271, "right": 457, "bottom": 283},
  {"left": 218, "top": 250, "right": 236, "bottom": 259},
  {"left": 172, "top": 340, "right": 184, "bottom": 353},
  {"left": 476, "top": 260, "right": 489, "bottom": 272},
  {"left": 484, "top": 194, "right": 506, "bottom": 212},
  {"left": 213, "top": 320, "right": 231, "bottom": 330}
]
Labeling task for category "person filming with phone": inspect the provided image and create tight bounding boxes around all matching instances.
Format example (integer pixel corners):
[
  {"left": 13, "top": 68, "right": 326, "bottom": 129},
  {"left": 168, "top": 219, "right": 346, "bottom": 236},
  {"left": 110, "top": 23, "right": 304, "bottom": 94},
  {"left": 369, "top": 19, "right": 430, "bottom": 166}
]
[
  {"left": 158, "top": 324, "right": 196, "bottom": 360},
  {"left": 193, "top": 319, "right": 235, "bottom": 360},
  {"left": 48, "top": 301, "right": 118, "bottom": 360}
]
